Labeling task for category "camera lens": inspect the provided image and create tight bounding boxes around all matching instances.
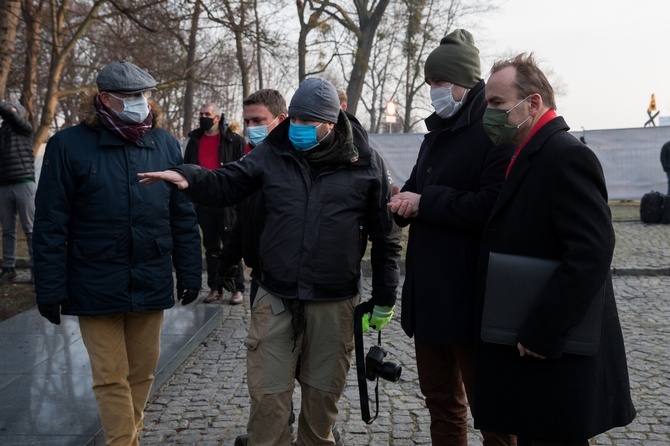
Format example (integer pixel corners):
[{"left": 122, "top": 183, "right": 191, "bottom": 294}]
[{"left": 377, "top": 361, "right": 402, "bottom": 382}]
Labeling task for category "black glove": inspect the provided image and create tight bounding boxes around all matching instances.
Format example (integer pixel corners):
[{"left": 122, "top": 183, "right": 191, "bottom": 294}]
[
  {"left": 177, "top": 288, "right": 200, "bottom": 305},
  {"left": 38, "top": 303, "right": 62, "bottom": 325},
  {"left": 216, "top": 263, "right": 238, "bottom": 293}
]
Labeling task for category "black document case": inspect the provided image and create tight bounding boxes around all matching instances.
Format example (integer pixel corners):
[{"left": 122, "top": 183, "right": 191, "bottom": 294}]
[{"left": 482, "top": 252, "right": 604, "bottom": 356}]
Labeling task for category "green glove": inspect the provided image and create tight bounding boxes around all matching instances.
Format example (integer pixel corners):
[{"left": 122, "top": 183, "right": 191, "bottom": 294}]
[{"left": 362, "top": 305, "right": 394, "bottom": 333}]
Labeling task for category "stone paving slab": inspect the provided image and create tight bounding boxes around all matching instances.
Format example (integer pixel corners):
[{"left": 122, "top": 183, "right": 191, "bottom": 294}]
[{"left": 140, "top": 272, "right": 670, "bottom": 445}]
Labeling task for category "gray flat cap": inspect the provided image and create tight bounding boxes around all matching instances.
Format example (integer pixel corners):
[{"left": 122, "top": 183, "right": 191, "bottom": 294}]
[
  {"left": 96, "top": 60, "right": 157, "bottom": 94},
  {"left": 288, "top": 78, "right": 341, "bottom": 124}
]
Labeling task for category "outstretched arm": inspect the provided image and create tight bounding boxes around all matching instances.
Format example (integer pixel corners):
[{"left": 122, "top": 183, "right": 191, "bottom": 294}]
[{"left": 138, "top": 170, "right": 189, "bottom": 189}]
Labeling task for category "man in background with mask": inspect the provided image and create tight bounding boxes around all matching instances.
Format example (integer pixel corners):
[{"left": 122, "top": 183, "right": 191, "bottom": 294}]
[
  {"left": 139, "top": 77, "right": 401, "bottom": 446},
  {"left": 184, "top": 103, "right": 246, "bottom": 304},
  {"left": 388, "top": 29, "right": 515, "bottom": 446},
  {"left": 33, "top": 60, "right": 202, "bottom": 446},
  {"left": 216, "top": 88, "right": 287, "bottom": 308},
  {"left": 474, "top": 52, "right": 635, "bottom": 446}
]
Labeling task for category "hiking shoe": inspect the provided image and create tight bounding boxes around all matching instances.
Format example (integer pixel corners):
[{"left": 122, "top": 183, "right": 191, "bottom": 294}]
[
  {"left": 0, "top": 268, "right": 16, "bottom": 285},
  {"left": 230, "top": 291, "right": 244, "bottom": 305},
  {"left": 333, "top": 424, "right": 343, "bottom": 446},
  {"left": 203, "top": 289, "right": 221, "bottom": 303}
]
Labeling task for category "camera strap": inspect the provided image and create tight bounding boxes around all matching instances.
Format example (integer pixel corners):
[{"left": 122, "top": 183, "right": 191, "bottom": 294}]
[{"left": 354, "top": 304, "right": 380, "bottom": 424}]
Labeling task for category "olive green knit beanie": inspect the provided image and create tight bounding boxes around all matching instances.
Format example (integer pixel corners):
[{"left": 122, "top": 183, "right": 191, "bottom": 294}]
[{"left": 424, "top": 29, "right": 481, "bottom": 88}]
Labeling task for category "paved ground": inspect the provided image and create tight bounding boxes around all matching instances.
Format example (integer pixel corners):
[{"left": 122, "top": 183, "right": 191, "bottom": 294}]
[{"left": 140, "top": 221, "right": 670, "bottom": 445}]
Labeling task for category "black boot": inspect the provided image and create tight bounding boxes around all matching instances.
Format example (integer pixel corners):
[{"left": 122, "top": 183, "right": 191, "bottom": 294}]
[{"left": 0, "top": 268, "right": 17, "bottom": 285}]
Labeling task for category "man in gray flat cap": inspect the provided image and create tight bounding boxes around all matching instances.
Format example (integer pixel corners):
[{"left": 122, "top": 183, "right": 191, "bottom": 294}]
[
  {"left": 33, "top": 60, "right": 202, "bottom": 446},
  {"left": 139, "top": 77, "right": 402, "bottom": 446}
]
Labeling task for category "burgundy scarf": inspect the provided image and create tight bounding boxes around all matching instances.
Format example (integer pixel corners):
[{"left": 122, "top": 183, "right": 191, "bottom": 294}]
[{"left": 95, "top": 94, "right": 153, "bottom": 143}]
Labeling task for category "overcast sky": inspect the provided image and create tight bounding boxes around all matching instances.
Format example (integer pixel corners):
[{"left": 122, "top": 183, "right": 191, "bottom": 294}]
[{"left": 476, "top": 0, "right": 669, "bottom": 131}]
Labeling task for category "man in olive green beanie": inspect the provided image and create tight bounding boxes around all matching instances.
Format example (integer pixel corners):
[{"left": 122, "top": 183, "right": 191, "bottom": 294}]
[
  {"left": 389, "top": 28, "right": 516, "bottom": 446},
  {"left": 424, "top": 28, "right": 481, "bottom": 88}
]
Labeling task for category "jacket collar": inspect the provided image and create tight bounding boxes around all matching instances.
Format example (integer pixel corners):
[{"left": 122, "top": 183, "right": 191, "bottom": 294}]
[
  {"left": 264, "top": 110, "right": 373, "bottom": 168},
  {"left": 489, "top": 116, "right": 569, "bottom": 219}
]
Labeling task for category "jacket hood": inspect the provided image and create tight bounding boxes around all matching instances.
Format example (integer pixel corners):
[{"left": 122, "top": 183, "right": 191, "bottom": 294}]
[{"left": 80, "top": 91, "right": 165, "bottom": 129}]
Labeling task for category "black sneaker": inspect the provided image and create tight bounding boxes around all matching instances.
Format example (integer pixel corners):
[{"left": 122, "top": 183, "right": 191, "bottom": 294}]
[
  {"left": 0, "top": 268, "right": 16, "bottom": 285},
  {"left": 234, "top": 434, "right": 248, "bottom": 446}
]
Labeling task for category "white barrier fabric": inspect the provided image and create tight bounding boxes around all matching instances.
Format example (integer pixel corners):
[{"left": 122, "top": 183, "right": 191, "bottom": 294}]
[
  {"left": 370, "top": 126, "right": 670, "bottom": 201},
  {"left": 37, "top": 126, "right": 670, "bottom": 201}
]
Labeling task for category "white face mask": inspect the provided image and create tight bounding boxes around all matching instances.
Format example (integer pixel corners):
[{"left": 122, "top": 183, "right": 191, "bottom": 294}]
[
  {"left": 430, "top": 84, "right": 467, "bottom": 119},
  {"left": 109, "top": 93, "right": 149, "bottom": 124}
]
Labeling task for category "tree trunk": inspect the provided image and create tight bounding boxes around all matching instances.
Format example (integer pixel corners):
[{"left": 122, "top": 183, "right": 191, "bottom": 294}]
[
  {"left": 343, "top": 0, "right": 389, "bottom": 117},
  {"left": 33, "top": 0, "right": 105, "bottom": 152},
  {"left": 182, "top": 0, "right": 201, "bottom": 137},
  {"left": 21, "top": 0, "right": 45, "bottom": 131},
  {"left": 0, "top": 0, "right": 22, "bottom": 98}
]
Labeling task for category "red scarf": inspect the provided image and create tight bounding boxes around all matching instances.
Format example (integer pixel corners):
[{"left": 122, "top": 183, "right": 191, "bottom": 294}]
[
  {"left": 506, "top": 109, "right": 557, "bottom": 178},
  {"left": 95, "top": 94, "right": 153, "bottom": 143}
]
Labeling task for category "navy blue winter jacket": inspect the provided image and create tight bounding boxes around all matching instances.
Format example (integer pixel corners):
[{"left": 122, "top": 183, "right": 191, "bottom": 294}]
[{"left": 33, "top": 99, "right": 202, "bottom": 315}]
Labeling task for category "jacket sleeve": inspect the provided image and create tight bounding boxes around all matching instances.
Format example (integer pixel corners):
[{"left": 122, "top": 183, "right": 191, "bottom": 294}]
[
  {"left": 173, "top": 145, "right": 265, "bottom": 207},
  {"left": 183, "top": 137, "right": 197, "bottom": 164},
  {"left": 419, "top": 141, "right": 513, "bottom": 230},
  {"left": 167, "top": 138, "right": 203, "bottom": 289},
  {"left": 0, "top": 102, "right": 33, "bottom": 136},
  {"left": 367, "top": 150, "right": 402, "bottom": 307},
  {"left": 33, "top": 133, "right": 72, "bottom": 305}
]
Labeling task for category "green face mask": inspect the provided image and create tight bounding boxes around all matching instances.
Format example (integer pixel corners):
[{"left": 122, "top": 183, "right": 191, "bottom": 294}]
[{"left": 483, "top": 96, "right": 531, "bottom": 145}]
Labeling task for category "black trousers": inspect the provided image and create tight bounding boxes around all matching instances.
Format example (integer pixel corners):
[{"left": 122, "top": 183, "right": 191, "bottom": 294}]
[{"left": 196, "top": 205, "right": 244, "bottom": 292}]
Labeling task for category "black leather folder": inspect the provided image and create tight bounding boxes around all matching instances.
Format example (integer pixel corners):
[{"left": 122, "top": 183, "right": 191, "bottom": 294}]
[{"left": 482, "top": 252, "right": 604, "bottom": 356}]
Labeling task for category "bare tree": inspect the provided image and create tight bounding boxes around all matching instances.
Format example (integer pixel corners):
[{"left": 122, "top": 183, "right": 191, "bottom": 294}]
[
  {"left": 359, "top": 3, "right": 403, "bottom": 133},
  {"left": 313, "top": 0, "right": 390, "bottom": 116},
  {"left": 182, "top": 0, "right": 201, "bottom": 135},
  {"left": 401, "top": 0, "right": 497, "bottom": 132},
  {"left": 19, "top": 0, "right": 46, "bottom": 127},
  {"left": 295, "top": 0, "right": 329, "bottom": 82},
  {"left": 0, "top": 0, "right": 22, "bottom": 98},
  {"left": 32, "top": 0, "right": 106, "bottom": 152}
]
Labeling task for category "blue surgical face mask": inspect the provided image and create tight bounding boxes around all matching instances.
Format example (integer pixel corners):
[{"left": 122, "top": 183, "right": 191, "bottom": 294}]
[
  {"left": 109, "top": 93, "right": 149, "bottom": 124},
  {"left": 247, "top": 116, "right": 278, "bottom": 146},
  {"left": 289, "top": 121, "right": 327, "bottom": 151}
]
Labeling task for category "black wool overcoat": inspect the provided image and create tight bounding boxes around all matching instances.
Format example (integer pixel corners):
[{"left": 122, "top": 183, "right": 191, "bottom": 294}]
[{"left": 473, "top": 116, "right": 636, "bottom": 440}]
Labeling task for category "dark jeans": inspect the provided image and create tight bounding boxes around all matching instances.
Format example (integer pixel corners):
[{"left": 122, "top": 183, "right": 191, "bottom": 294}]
[
  {"left": 196, "top": 205, "right": 244, "bottom": 292},
  {"left": 415, "top": 340, "right": 516, "bottom": 446}
]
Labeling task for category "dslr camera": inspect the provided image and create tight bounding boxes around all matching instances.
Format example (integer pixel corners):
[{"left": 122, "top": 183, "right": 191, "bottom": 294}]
[{"left": 365, "top": 344, "right": 401, "bottom": 382}]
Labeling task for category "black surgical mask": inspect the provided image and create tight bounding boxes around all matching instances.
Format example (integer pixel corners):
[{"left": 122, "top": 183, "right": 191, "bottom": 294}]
[{"left": 199, "top": 117, "right": 215, "bottom": 131}]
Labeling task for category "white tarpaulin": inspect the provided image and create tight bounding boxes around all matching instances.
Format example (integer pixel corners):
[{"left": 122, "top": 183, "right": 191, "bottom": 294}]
[
  {"left": 36, "top": 127, "right": 670, "bottom": 201},
  {"left": 370, "top": 126, "right": 670, "bottom": 201}
]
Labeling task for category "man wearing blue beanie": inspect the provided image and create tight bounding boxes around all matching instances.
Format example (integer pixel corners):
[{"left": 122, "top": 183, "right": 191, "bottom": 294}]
[{"left": 139, "top": 77, "right": 402, "bottom": 446}]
